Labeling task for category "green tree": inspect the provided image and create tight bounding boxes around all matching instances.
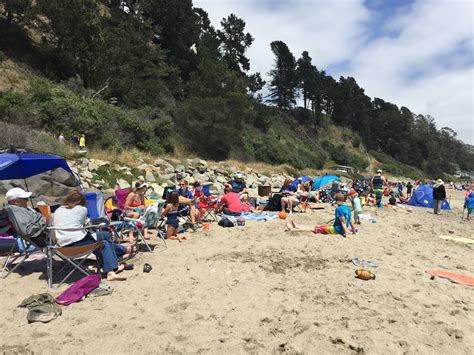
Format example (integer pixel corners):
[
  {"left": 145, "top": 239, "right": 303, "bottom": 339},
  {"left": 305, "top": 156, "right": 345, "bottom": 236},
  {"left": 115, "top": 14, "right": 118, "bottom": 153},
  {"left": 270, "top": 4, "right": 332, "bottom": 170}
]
[
  {"left": 218, "top": 14, "right": 253, "bottom": 74},
  {"left": 176, "top": 58, "right": 253, "bottom": 160},
  {"left": 1, "top": 0, "right": 32, "bottom": 26},
  {"left": 267, "top": 41, "right": 298, "bottom": 110},
  {"left": 37, "top": 0, "right": 102, "bottom": 86},
  {"left": 296, "top": 51, "right": 317, "bottom": 109}
]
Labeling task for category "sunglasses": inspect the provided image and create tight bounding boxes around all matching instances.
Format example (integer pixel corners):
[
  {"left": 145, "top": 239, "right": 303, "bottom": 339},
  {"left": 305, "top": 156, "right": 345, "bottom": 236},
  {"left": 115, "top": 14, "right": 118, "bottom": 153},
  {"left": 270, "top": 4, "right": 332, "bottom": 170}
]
[{"left": 179, "top": 183, "right": 186, "bottom": 186}]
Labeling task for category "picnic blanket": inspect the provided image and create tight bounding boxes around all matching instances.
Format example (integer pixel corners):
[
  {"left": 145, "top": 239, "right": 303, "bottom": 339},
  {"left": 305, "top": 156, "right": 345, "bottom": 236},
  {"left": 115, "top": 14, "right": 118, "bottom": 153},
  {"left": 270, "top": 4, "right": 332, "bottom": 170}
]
[
  {"left": 439, "top": 235, "right": 474, "bottom": 244},
  {"left": 425, "top": 269, "right": 474, "bottom": 286},
  {"left": 218, "top": 212, "right": 278, "bottom": 221}
]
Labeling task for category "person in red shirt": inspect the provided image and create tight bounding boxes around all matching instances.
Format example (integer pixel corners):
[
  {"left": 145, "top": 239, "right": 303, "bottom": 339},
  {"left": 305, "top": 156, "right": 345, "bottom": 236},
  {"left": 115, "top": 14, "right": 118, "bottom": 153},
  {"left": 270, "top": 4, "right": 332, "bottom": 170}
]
[{"left": 218, "top": 187, "right": 243, "bottom": 216}]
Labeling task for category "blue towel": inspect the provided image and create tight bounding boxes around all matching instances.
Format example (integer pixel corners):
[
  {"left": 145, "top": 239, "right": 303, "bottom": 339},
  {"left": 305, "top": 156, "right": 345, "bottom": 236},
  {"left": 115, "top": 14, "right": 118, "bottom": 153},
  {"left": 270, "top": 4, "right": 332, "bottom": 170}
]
[{"left": 218, "top": 212, "right": 278, "bottom": 221}]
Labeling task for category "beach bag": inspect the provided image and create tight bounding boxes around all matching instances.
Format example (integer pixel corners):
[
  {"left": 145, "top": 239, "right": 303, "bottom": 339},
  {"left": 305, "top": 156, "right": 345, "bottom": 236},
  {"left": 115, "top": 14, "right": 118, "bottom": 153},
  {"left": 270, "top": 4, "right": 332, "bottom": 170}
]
[
  {"left": 218, "top": 218, "right": 235, "bottom": 228},
  {"left": 55, "top": 274, "right": 101, "bottom": 306},
  {"left": 0, "top": 209, "right": 11, "bottom": 235}
]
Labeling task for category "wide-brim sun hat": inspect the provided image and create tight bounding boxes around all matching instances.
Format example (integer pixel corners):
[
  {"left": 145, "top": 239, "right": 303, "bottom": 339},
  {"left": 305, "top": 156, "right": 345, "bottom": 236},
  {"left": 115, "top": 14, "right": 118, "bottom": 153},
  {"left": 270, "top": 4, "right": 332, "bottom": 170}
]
[{"left": 137, "top": 183, "right": 148, "bottom": 190}]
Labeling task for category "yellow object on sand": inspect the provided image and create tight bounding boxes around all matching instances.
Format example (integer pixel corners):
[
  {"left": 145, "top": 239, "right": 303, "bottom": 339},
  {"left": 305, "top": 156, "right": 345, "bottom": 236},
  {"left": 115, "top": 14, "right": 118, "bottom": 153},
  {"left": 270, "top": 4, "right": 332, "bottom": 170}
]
[{"left": 439, "top": 235, "right": 474, "bottom": 244}]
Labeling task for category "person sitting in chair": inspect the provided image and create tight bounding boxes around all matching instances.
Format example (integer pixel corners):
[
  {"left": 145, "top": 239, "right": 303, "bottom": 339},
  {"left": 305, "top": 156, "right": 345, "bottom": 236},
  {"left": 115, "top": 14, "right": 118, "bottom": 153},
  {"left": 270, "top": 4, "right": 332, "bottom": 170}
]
[
  {"left": 176, "top": 179, "right": 201, "bottom": 227},
  {"left": 124, "top": 182, "right": 149, "bottom": 239},
  {"left": 5, "top": 188, "right": 48, "bottom": 247},
  {"left": 52, "top": 190, "right": 133, "bottom": 281}
]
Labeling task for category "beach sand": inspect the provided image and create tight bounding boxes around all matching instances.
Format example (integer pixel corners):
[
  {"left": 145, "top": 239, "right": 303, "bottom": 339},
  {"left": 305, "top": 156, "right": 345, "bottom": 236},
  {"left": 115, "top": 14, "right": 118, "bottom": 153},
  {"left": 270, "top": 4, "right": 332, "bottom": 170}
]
[{"left": 0, "top": 190, "right": 473, "bottom": 354}]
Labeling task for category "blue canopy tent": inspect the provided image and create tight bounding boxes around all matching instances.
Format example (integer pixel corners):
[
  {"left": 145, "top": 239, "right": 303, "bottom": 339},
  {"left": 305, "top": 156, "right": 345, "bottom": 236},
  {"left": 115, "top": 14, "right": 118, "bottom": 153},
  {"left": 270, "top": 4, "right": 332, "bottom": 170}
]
[
  {"left": 313, "top": 175, "right": 341, "bottom": 190},
  {"left": 0, "top": 151, "right": 81, "bottom": 204},
  {"left": 408, "top": 185, "right": 451, "bottom": 210},
  {"left": 290, "top": 176, "right": 312, "bottom": 190},
  {"left": 0, "top": 152, "right": 76, "bottom": 181}
]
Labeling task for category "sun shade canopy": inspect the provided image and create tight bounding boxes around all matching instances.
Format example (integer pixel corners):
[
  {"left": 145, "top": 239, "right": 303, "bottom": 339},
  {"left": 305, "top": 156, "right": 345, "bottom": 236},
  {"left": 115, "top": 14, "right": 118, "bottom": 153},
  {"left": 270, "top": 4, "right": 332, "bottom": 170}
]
[{"left": 0, "top": 153, "right": 76, "bottom": 181}]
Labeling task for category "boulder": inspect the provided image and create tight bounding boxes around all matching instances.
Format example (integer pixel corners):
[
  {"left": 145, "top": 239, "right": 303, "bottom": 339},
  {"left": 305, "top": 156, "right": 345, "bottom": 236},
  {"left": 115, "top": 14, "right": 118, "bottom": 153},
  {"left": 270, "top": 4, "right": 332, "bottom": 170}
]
[
  {"left": 81, "top": 158, "right": 89, "bottom": 170},
  {"left": 88, "top": 161, "right": 99, "bottom": 172},
  {"left": 245, "top": 173, "right": 259, "bottom": 188},
  {"left": 116, "top": 178, "right": 130, "bottom": 189},
  {"left": 149, "top": 183, "right": 164, "bottom": 198},
  {"left": 175, "top": 165, "right": 185, "bottom": 173},
  {"left": 216, "top": 175, "right": 228, "bottom": 184},
  {"left": 51, "top": 168, "right": 77, "bottom": 187},
  {"left": 82, "top": 170, "right": 94, "bottom": 180},
  {"left": 145, "top": 170, "right": 156, "bottom": 183},
  {"left": 154, "top": 159, "right": 174, "bottom": 171}
]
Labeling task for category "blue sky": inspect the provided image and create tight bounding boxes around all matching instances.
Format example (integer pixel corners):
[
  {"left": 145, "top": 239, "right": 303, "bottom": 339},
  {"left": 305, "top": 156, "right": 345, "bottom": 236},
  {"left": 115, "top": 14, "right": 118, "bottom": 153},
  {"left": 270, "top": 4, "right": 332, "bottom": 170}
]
[{"left": 194, "top": 0, "right": 474, "bottom": 145}]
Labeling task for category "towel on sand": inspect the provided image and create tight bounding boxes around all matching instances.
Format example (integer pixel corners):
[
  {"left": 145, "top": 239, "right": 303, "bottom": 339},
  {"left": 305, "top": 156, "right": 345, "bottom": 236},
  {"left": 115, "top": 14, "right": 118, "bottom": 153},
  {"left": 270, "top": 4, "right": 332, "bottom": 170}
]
[
  {"left": 218, "top": 212, "right": 278, "bottom": 221},
  {"left": 425, "top": 269, "right": 474, "bottom": 287},
  {"left": 439, "top": 235, "right": 474, "bottom": 244}
]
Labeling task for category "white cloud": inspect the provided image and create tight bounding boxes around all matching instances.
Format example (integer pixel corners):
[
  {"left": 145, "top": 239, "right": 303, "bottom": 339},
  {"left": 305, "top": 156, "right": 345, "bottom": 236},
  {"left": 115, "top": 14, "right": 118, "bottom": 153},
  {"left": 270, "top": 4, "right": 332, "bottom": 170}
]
[{"left": 193, "top": 0, "right": 474, "bottom": 144}]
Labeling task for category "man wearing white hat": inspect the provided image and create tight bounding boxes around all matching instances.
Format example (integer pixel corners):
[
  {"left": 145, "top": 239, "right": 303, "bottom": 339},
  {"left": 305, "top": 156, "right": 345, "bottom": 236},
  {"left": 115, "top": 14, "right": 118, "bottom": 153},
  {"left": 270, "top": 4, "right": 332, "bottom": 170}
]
[
  {"left": 226, "top": 173, "right": 247, "bottom": 195},
  {"left": 432, "top": 179, "right": 446, "bottom": 215},
  {"left": 4, "top": 188, "right": 48, "bottom": 246}
]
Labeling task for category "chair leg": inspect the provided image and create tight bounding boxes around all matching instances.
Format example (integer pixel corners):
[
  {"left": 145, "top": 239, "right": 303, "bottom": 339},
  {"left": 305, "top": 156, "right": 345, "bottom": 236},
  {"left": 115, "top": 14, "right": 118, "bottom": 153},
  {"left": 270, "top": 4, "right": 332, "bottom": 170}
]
[
  {"left": 47, "top": 248, "right": 53, "bottom": 289},
  {"left": 136, "top": 229, "right": 153, "bottom": 252}
]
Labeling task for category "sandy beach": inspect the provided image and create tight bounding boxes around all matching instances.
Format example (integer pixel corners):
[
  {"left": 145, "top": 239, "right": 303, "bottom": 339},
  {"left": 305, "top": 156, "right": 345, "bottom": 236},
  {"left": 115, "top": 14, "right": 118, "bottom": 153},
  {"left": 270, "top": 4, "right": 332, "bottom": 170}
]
[{"left": 0, "top": 190, "right": 473, "bottom": 354}]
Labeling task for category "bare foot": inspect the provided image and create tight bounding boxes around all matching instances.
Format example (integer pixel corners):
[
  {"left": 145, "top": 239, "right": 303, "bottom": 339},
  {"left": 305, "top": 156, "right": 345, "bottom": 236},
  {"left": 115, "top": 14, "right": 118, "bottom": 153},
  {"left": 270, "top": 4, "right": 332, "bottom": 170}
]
[
  {"left": 285, "top": 221, "right": 294, "bottom": 231},
  {"left": 107, "top": 271, "right": 127, "bottom": 281}
]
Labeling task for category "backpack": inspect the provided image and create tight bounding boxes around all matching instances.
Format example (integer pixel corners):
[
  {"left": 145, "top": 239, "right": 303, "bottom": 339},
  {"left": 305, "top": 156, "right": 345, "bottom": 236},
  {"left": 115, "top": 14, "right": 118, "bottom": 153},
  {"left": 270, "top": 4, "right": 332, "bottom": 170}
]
[{"left": 218, "top": 218, "right": 235, "bottom": 228}]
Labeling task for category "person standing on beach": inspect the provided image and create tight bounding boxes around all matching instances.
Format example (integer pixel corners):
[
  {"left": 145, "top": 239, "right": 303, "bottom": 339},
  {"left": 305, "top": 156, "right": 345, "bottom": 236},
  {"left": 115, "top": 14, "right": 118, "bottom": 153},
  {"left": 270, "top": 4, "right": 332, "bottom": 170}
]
[
  {"left": 406, "top": 181, "right": 413, "bottom": 198},
  {"left": 371, "top": 169, "right": 387, "bottom": 208},
  {"left": 432, "top": 179, "right": 446, "bottom": 215}
]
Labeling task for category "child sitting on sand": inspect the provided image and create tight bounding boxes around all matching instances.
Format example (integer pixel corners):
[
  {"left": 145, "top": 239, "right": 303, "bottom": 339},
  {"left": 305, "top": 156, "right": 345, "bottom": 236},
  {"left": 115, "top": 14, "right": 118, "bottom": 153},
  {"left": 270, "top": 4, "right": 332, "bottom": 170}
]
[
  {"left": 348, "top": 190, "right": 362, "bottom": 224},
  {"left": 286, "top": 193, "right": 356, "bottom": 238},
  {"left": 389, "top": 192, "right": 397, "bottom": 206},
  {"left": 161, "top": 191, "right": 187, "bottom": 241}
]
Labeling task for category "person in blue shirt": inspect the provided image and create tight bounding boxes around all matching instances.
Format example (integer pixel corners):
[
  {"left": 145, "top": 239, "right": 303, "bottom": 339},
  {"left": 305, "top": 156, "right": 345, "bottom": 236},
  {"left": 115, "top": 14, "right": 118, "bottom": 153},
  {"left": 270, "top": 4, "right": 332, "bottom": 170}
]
[
  {"left": 226, "top": 173, "right": 247, "bottom": 194},
  {"left": 464, "top": 191, "right": 474, "bottom": 220},
  {"left": 285, "top": 193, "right": 356, "bottom": 237},
  {"left": 175, "top": 179, "right": 200, "bottom": 226}
]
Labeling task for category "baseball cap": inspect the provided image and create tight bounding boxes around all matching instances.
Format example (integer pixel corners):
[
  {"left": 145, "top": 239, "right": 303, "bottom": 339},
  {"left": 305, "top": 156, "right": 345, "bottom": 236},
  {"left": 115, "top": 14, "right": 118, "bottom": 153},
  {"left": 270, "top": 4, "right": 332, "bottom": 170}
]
[
  {"left": 377, "top": 169, "right": 382, "bottom": 173},
  {"left": 6, "top": 187, "right": 32, "bottom": 201},
  {"left": 234, "top": 173, "right": 243, "bottom": 179}
]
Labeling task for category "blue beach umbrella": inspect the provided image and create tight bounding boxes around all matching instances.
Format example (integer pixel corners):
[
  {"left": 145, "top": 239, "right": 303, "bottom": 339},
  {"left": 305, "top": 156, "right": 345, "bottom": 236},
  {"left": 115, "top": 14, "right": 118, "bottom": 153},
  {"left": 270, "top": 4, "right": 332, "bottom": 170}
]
[
  {"left": 313, "top": 175, "right": 341, "bottom": 190},
  {"left": 290, "top": 176, "right": 312, "bottom": 190}
]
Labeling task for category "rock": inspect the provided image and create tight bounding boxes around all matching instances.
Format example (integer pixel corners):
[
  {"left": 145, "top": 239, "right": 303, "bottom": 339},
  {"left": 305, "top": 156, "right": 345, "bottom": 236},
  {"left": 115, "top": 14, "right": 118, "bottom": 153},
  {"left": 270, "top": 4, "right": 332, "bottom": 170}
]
[
  {"left": 145, "top": 170, "right": 156, "bottom": 182},
  {"left": 154, "top": 159, "right": 174, "bottom": 171},
  {"left": 116, "top": 178, "right": 130, "bottom": 189},
  {"left": 163, "top": 166, "right": 175, "bottom": 174},
  {"left": 82, "top": 170, "right": 94, "bottom": 180},
  {"left": 192, "top": 173, "right": 210, "bottom": 183},
  {"left": 175, "top": 165, "right": 185, "bottom": 173},
  {"left": 216, "top": 175, "right": 228, "bottom": 184},
  {"left": 82, "top": 181, "right": 90, "bottom": 189},
  {"left": 149, "top": 183, "right": 164, "bottom": 197},
  {"left": 259, "top": 175, "right": 271, "bottom": 185},
  {"left": 137, "top": 163, "right": 152, "bottom": 171},
  {"left": 159, "top": 173, "right": 175, "bottom": 181},
  {"left": 88, "top": 161, "right": 99, "bottom": 172},
  {"left": 51, "top": 168, "right": 77, "bottom": 187},
  {"left": 246, "top": 173, "right": 259, "bottom": 188},
  {"left": 81, "top": 158, "right": 89, "bottom": 170}
]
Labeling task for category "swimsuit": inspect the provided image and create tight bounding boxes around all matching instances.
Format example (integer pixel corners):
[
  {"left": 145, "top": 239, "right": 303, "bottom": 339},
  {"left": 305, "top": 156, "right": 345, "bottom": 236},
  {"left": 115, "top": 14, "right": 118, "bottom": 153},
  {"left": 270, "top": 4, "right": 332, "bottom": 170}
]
[{"left": 166, "top": 210, "right": 179, "bottom": 228}]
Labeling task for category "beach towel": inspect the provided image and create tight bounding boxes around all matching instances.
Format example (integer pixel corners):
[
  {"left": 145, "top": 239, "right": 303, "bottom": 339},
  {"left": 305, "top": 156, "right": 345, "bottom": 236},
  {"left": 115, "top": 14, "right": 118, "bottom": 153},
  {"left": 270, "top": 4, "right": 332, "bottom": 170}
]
[
  {"left": 425, "top": 269, "right": 474, "bottom": 286},
  {"left": 218, "top": 212, "right": 278, "bottom": 221},
  {"left": 439, "top": 235, "right": 474, "bottom": 244},
  {"left": 56, "top": 274, "right": 101, "bottom": 306}
]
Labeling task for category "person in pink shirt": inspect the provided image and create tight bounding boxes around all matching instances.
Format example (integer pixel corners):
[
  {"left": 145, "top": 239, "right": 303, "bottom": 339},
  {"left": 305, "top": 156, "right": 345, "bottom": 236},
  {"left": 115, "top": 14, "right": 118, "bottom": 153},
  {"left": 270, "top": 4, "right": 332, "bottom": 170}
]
[{"left": 218, "top": 187, "right": 243, "bottom": 216}]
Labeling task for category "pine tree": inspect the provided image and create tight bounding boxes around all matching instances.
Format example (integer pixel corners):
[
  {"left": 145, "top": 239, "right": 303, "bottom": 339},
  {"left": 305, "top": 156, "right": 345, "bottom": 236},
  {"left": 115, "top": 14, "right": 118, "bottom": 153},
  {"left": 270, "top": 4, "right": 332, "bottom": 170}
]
[{"left": 267, "top": 41, "right": 297, "bottom": 110}]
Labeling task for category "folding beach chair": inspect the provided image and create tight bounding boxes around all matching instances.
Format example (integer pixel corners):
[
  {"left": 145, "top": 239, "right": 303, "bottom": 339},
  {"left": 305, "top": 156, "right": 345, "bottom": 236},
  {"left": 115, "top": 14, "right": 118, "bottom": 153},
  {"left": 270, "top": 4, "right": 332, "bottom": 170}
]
[
  {"left": 47, "top": 227, "right": 103, "bottom": 288},
  {"left": 3, "top": 205, "right": 103, "bottom": 288},
  {"left": 123, "top": 201, "right": 168, "bottom": 251},
  {"left": 1, "top": 205, "right": 49, "bottom": 279},
  {"left": 199, "top": 195, "right": 220, "bottom": 222}
]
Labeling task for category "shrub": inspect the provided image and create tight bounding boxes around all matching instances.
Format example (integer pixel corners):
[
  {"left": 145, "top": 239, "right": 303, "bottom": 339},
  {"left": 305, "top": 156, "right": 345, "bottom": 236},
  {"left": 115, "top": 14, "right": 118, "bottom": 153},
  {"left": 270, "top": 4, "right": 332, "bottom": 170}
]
[{"left": 0, "top": 50, "right": 7, "bottom": 62}]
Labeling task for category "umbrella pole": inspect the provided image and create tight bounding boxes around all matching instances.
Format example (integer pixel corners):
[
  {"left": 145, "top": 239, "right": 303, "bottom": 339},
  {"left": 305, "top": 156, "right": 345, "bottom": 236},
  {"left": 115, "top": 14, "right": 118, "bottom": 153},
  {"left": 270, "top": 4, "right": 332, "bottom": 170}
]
[{"left": 24, "top": 178, "right": 35, "bottom": 207}]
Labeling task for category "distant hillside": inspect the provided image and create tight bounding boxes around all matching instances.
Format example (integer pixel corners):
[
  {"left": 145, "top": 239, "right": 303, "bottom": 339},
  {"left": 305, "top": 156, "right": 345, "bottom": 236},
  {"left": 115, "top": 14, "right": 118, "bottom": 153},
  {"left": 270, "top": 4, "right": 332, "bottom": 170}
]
[{"left": 0, "top": 1, "right": 472, "bottom": 179}]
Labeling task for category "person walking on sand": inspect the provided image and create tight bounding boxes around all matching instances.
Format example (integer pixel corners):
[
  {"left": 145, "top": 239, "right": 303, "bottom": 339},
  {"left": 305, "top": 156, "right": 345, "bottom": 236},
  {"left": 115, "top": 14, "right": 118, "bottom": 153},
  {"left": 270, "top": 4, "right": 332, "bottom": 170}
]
[
  {"left": 432, "top": 179, "right": 446, "bottom": 215},
  {"left": 371, "top": 169, "right": 387, "bottom": 208},
  {"left": 79, "top": 134, "right": 86, "bottom": 149}
]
